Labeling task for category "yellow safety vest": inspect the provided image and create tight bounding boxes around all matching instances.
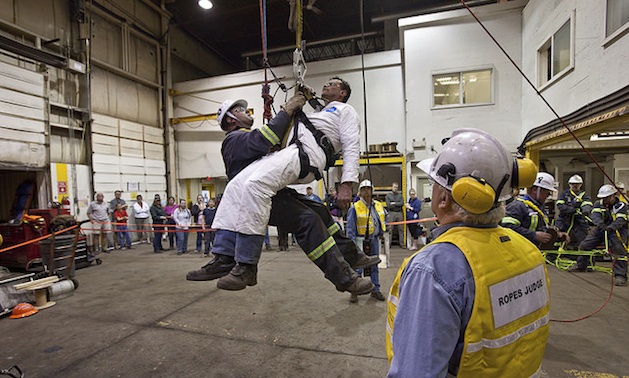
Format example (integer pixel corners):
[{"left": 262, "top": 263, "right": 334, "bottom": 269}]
[
  {"left": 354, "top": 200, "right": 386, "bottom": 236},
  {"left": 387, "top": 226, "right": 550, "bottom": 377}
]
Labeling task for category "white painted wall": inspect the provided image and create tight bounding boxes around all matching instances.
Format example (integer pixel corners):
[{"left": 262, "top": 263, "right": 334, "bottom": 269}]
[
  {"left": 172, "top": 50, "right": 405, "bottom": 181},
  {"left": 400, "top": 1, "right": 527, "bottom": 160},
  {"left": 521, "top": 0, "right": 629, "bottom": 130}
]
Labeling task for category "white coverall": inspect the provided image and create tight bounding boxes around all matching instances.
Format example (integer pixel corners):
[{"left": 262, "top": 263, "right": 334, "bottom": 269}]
[{"left": 213, "top": 101, "right": 360, "bottom": 236}]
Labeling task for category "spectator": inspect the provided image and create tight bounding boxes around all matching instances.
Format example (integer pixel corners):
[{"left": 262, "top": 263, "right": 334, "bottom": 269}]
[
  {"left": 202, "top": 199, "right": 217, "bottom": 257},
  {"left": 264, "top": 226, "right": 272, "bottom": 251},
  {"left": 87, "top": 192, "right": 111, "bottom": 253},
  {"left": 132, "top": 195, "right": 151, "bottom": 243},
  {"left": 305, "top": 186, "right": 323, "bottom": 203},
  {"left": 325, "top": 186, "right": 343, "bottom": 226},
  {"left": 191, "top": 194, "right": 206, "bottom": 253},
  {"left": 163, "top": 196, "right": 177, "bottom": 250},
  {"left": 404, "top": 188, "right": 422, "bottom": 250},
  {"left": 173, "top": 199, "right": 192, "bottom": 255},
  {"left": 150, "top": 197, "right": 167, "bottom": 253},
  {"left": 113, "top": 204, "right": 132, "bottom": 250},
  {"left": 108, "top": 190, "right": 125, "bottom": 249},
  {"left": 385, "top": 182, "right": 405, "bottom": 248}
]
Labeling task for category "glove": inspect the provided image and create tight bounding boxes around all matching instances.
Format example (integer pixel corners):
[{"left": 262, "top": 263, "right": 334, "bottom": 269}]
[
  {"left": 605, "top": 226, "right": 615, "bottom": 233},
  {"left": 281, "top": 93, "right": 306, "bottom": 116},
  {"left": 299, "top": 84, "right": 316, "bottom": 99}
]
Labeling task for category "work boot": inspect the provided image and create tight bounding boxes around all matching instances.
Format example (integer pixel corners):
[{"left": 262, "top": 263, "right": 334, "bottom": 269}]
[
  {"left": 344, "top": 277, "right": 374, "bottom": 295},
  {"left": 217, "top": 263, "right": 258, "bottom": 290},
  {"left": 614, "top": 275, "right": 627, "bottom": 286},
  {"left": 186, "top": 254, "right": 236, "bottom": 281},
  {"left": 371, "top": 291, "right": 386, "bottom": 301},
  {"left": 352, "top": 252, "right": 381, "bottom": 269}
]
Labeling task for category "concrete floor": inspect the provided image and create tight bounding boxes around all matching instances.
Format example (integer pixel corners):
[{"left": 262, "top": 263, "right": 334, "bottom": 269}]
[{"left": 1, "top": 242, "right": 628, "bottom": 378}]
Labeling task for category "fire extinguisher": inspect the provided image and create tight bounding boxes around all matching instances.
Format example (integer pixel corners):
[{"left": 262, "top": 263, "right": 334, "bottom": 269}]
[{"left": 61, "top": 197, "right": 71, "bottom": 214}]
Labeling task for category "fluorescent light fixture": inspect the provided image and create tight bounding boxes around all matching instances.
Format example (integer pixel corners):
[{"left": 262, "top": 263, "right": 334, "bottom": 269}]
[
  {"left": 590, "top": 131, "right": 629, "bottom": 141},
  {"left": 198, "top": 0, "right": 213, "bottom": 10}
]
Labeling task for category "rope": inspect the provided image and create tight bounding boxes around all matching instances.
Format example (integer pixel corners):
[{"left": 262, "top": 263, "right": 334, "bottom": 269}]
[
  {"left": 358, "top": 0, "right": 373, "bottom": 187},
  {"left": 0, "top": 224, "right": 78, "bottom": 254},
  {"left": 259, "top": 0, "right": 273, "bottom": 121}
]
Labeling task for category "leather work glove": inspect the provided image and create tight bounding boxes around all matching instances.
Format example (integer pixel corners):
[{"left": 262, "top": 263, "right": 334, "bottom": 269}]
[
  {"left": 281, "top": 93, "right": 306, "bottom": 116},
  {"left": 299, "top": 83, "right": 316, "bottom": 99}
]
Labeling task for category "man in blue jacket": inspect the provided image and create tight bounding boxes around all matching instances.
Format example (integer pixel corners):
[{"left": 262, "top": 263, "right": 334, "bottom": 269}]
[{"left": 501, "top": 172, "right": 569, "bottom": 247}]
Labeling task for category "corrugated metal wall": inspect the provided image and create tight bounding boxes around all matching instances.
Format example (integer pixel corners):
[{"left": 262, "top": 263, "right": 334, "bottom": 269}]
[
  {"left": 0, "top": 60, "right": 46, "bottom": 169},
  {"left": 92, "top": 113, "right": 166, "bottom": 201}
]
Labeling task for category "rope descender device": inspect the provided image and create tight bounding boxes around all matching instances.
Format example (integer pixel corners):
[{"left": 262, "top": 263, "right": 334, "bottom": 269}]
[{"left": 293, "top": 41, "right": 307, "bottom": 87}]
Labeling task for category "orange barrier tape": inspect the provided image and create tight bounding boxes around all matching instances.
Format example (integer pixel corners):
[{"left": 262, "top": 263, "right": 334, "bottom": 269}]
[
  {"left": 386, "top": 217, "right": 437, "bottom": 226},
  {"left": 0, "top": 224, "right": 79, "bottom": 254}
]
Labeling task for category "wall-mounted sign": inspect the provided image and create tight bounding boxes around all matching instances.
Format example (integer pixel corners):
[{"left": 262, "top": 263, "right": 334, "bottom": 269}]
[{"left": 127, "top": 182, "right": 140, "bottom": 192}]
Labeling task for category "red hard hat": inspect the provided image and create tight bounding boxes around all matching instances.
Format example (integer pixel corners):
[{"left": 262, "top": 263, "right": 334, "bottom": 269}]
[{"left": 9, "top": 303, "right": 38, "bottom": 319}]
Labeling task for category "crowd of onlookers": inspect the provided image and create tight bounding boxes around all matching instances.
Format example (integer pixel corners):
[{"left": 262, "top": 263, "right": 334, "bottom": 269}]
[
  {"left": 85, "top": 182, "right": 430, "bottom": 259},
  {"left": 85, "top": 190, "right": 219, "bottom": 256}
]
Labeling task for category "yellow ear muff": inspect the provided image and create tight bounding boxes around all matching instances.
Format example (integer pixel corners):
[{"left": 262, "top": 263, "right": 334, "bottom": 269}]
[
  {"left": 451, "top": 177, "right": 496, "bottom": 215},
  {"left": 514, "top": 157, "right": 538, "bottom": 189}
]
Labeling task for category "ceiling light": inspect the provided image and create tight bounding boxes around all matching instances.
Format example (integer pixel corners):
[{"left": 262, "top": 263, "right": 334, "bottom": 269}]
[
  {"left": 198, "top": 0, "right": 213, "bottom": 10},
  {"left": 590, "top": 131, "right": 629, "bottom": 141}
]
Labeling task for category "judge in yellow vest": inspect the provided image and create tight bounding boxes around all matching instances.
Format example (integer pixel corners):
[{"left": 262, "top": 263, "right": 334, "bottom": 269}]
[
  {"left": 346, "top": 179, "right": 387, "bottom": 303},
  {"left": 387, "top": 128, "right": 550, "bottom": 377}
]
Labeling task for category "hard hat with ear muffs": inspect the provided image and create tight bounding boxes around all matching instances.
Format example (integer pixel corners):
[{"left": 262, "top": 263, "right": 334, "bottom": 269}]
[{"left": 417, "top": 128, "right": 538, "bottom": 215}]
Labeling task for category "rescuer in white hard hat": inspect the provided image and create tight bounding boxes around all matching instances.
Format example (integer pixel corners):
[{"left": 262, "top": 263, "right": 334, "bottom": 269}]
[
  {"left": 501, "top": 172, "right": 570, "bottom": 246},
  {"left": 556, "top": 174, "right": 593, "bottom": 251},
  {"left": 577, "top": 184, "right": 628, "bottom": 285},
  {"left": 387, "top": 128, "right": 549, "bottom": 376}
]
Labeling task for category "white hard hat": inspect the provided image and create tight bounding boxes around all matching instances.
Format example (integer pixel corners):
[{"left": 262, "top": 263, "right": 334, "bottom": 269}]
[
  {"left": 217, "top": 99, "right": 247, "bottom": 130},
  {"left": 533, "top": 172, "right": 557, "bottom": 191},
  {"left": 359, "top": 180, "right": 372, "bottom": 189},
  {"left": 568, "top": 174, "right": 583, "bottom": 184},
  {"left": 616, "top": 182, "right": 625, "bottom": 190},
  {"left": 417, "top": 128, "right": 514, "bottom": 202},
  {"left": 597, "top": 184, "right": 618, "bottom": 198}
]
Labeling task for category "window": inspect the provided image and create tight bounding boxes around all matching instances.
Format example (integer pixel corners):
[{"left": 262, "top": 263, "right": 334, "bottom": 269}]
[
  {"left": 606, "top": 0, "right": 629, "bottom": 37},
  {"left": 432, "top": 69, "right": 492, "bottom": 107},
  {"left": 537, "top": 18, "right": 573, "bottom": 88}
]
